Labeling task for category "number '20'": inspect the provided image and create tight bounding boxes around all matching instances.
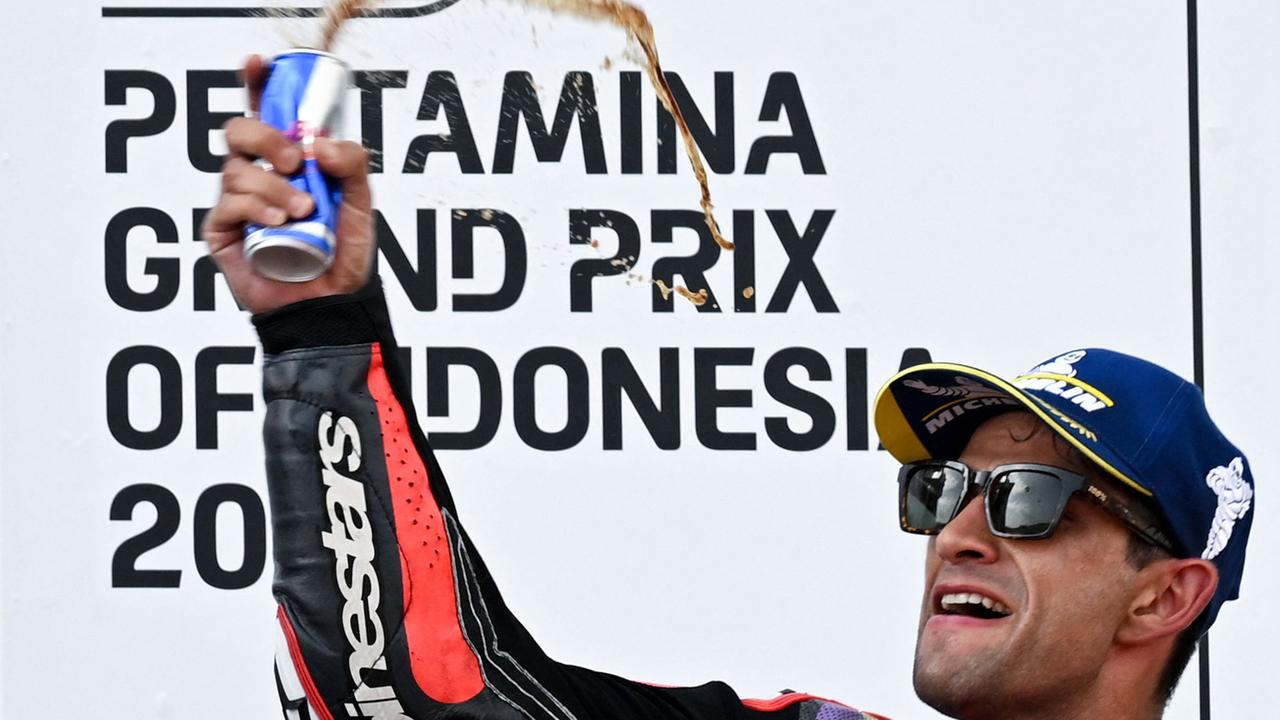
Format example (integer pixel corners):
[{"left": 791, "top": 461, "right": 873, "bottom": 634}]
[{"left": 109, "top": 483, "right": 266, "bottom": 589}]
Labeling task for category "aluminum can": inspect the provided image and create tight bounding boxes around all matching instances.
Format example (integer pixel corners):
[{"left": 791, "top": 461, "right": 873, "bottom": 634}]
[{"left": 243, "top": 49, "right": 351, "bottom": 282}]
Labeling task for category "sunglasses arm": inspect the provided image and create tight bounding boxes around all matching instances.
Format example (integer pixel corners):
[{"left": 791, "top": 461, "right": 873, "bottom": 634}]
[{"left": 1083, "top": 484, "right": 1177, "bottom": 553}]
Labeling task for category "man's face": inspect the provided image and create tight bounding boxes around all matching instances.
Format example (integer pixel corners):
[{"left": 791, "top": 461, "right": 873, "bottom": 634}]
[{"left": 913, "top": 412, "right": 1141, "bottom": 717}]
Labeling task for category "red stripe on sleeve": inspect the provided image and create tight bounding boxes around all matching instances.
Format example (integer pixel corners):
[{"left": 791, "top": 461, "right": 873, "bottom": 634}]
[
  {"left": 277, "top": 606, "right": 337, "bottom": 720},
  {"left": 368, "top": 344, "right": 486, "bottom": 703}
]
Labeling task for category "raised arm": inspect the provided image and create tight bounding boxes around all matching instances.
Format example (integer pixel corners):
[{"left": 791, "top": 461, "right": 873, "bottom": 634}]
[
  {"left": 204, "top": 56, "right": 881, "bottom": 720},
  {"left": 252, "top": 282, "right": 876, "bottom": 720}
]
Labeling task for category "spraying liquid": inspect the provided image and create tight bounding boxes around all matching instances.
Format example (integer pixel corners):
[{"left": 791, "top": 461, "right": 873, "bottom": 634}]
[
  {"left": 319, "top": 0, "right": 368, "bottom": 50},
  {"left": 520, "top": 0, "right": 732, "bottom": 251},
  {"left": 315, "top": 0, "right": 729, "bottom": 254},
  {"left": 314, "top": 0, "right": 723, "bottom": 303}
]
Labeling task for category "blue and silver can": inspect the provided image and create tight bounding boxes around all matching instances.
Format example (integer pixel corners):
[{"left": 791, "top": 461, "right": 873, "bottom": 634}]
[{"left": 244, "top": 49, "right": 351, "bottom": 282}]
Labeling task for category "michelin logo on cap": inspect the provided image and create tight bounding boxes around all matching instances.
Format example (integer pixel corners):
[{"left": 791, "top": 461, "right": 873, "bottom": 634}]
[
  {"left": 1012, "top": 350, "right": 1115, "bottom": 413},
  {"left": 1203, "top": 457, "right": 1253, "bottom": 561},
  {"left": 903, "top": 376, "right": 1000, "bottom": 398},
  {"left": 1026, "top": 350, "right": 1087, "bottom": 377},
  {"left": 901, "top": 377, "right": 1019, "bottom": 434}
]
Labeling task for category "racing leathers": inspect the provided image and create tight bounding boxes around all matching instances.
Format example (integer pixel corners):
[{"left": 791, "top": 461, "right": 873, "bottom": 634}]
[{"left": 257, "top": 280, "right": 883, "bottom": 720}]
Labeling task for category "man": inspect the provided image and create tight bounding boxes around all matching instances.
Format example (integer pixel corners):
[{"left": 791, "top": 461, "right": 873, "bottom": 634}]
[
  {"left": 206, "top": 57, "right": 881, "bottom": 720},
  {"left": 873, "top": 353, "right": 1254, "bottom": 718},
  {"left": 207, "top": 58, "right": 1253, "bottom": 720}
]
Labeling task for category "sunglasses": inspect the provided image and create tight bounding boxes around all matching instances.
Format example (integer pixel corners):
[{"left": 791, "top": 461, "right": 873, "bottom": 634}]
[{"left": 898, "top": 460, "right": 1175, "bottom": 552}]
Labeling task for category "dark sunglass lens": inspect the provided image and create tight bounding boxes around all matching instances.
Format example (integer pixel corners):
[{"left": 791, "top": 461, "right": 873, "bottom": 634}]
[
  {"left": 904, "top": 465, "right": 966, "bottom": 531},
  {"left": 988, "top": 471, "right": 1065, "bottom": 536}
]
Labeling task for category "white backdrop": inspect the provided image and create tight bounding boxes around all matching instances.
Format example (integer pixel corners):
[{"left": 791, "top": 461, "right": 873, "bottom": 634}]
[{"left": 1, "top": 1, "right": 1276, "bottom": 718}]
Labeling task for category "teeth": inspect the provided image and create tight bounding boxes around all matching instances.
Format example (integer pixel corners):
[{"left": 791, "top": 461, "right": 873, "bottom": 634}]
[{"left": 940, "top": 592, "right": 1012, "bottom": 616}]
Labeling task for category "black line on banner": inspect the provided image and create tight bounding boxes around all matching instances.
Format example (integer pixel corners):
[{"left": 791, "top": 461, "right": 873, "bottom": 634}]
[
  {"left": 1186, "top": 0, "right": 1209, "bottom": 717},
  {"left": 101, "top": 0, "right": 461, "bottom": 19}
]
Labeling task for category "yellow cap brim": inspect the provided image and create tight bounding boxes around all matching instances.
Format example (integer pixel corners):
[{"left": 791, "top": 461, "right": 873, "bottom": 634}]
[{"left": 872, "top": 362, "right": 1151, "bottom": 497}]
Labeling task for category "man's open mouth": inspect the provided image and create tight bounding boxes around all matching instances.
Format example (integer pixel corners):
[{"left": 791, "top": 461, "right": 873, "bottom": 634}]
[{"left": 937, "top": 592, "right": 1013, "bottom": 620}]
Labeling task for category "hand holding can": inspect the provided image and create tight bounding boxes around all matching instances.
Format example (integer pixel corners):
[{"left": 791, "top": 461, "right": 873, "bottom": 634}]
[
  {"left": 243, "top": 49, "right": 351, "bottom": 282},
  {"left": 202, "top": 55, "right": 374, "bottom": 315}
]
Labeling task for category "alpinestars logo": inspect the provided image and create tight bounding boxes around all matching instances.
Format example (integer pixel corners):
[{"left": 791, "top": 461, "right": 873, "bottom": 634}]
[
  {"left": 317, "top": 411, "right": 410, "bottom": 720},
  {"left": 1202, "top": 456, "right": 1252, "bottom": 561}
]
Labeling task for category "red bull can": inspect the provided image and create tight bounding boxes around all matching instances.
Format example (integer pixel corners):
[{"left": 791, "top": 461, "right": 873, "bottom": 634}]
[{"left": 244, "top": 49, "right": 351, "bottom": 282}]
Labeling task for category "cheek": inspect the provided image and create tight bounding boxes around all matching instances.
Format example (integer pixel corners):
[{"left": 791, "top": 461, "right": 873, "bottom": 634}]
[{"left": 1020, "top": 546, "right": 1135, "bottom": 640}]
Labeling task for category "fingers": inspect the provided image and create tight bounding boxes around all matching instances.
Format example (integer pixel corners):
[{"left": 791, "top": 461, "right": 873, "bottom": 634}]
[
  {"left": 242, "top": 54, "right": 271, "bottom": 116},
  {"left": 315, "top": 138, "right": 371, "bottom": 208},
  {"left": 221, "top": 156, "right": 315, "bottom": 218},
  {"left": 314, "top": 138, "right": 369, "bottom": 181},
  {"left": 203, "top": 194, "right": 289, "bottom": 250},
  {"left": 224, "top": 116, "right": 302, "bottom": 174}
]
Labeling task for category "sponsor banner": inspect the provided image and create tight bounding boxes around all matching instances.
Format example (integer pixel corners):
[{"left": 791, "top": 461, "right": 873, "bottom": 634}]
[{"left": 0, "top": 1, "right": 1275, "bottom": 718}]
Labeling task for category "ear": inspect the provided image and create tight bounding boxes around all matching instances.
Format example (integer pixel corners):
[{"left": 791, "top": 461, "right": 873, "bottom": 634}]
[{"left": 1117, "top": 559, "right": 1219, "bottom": 645}]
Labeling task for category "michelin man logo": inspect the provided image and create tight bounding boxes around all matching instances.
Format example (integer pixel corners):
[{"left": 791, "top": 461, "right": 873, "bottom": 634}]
[
  {"left": 1202, "top": 457, "right": 1252, "bottom": 561},
  {"left": 1026, "top": 350, "right": 1087, "bottom": 378},
  {"left": 904, "top": 376, "right": 997, "bottom": 398}
]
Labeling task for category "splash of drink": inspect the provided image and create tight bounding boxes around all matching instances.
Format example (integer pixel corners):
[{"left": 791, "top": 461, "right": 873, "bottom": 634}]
[
  {"left": 310, "top": 0, "right": 722, "bottom": 303},
  {"left": 519, "top": 0, "right": 733, "bottom": 252},
  {"left": 320, "top": 0, "right": 368, "bottom": 51},
  {"left": 313, "top": 0, "right": 730, "bottom": 252}
]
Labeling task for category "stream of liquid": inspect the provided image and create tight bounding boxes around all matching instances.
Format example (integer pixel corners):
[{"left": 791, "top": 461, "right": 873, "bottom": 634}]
[
  {"left": 519, "top": 0, "right": 732, "bottom": 252},
  {"left": 317, "top": 0, "right": 729, "bottom": 251},
  {"left": 319, "top": 0, "right": 367, "bottom": 51},
  {"left": 314, "top": 0, "right": 726, "bottom": 303}
]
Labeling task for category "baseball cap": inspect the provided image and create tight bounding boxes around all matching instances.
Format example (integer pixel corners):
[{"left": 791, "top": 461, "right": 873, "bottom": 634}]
[{"left": 873, "top": 348, "right": 1254, "bottom": 633}]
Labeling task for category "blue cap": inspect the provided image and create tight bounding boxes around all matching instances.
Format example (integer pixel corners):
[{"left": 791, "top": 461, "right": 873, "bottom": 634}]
[{"left": 873, "top": 348, "right": 1254, "bottom": 633}]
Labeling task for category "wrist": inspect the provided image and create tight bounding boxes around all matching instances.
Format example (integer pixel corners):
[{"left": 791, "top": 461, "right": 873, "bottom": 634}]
[{"left": 252, "top": 278, "right": 386, "bottom": 354}]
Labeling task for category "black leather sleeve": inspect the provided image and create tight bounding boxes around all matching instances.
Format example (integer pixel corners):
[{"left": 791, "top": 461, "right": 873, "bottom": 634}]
[{"left": 254, "top": 279, "right": 877, "bottom": 720}]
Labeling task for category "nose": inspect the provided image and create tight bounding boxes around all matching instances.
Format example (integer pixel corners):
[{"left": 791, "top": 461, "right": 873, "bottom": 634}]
[{"left": 933, "top": 491, "right": 1000, "bottom": 564}]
